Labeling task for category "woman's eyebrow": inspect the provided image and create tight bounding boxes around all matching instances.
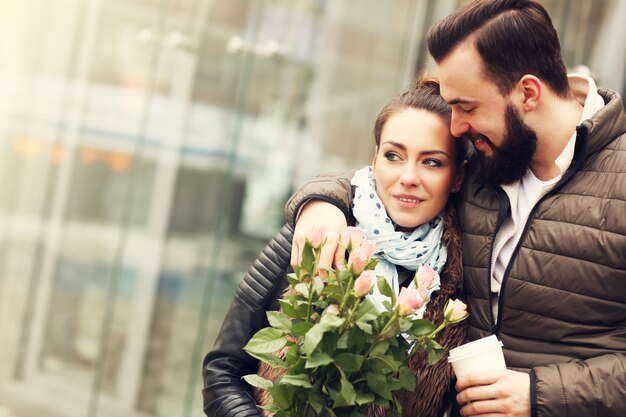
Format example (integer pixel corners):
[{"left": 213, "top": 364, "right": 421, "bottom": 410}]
[{"left": 381, "top": 142, "right": 450, "bottom": 158}]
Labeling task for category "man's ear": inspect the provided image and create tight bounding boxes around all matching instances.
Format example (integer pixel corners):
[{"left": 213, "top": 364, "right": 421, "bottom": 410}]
[
  {"left": 517, "top": 75, "right": 542, "bottom": 112},
  {"left": 452, "top": 160, "right": 467, "bottom": 193}
]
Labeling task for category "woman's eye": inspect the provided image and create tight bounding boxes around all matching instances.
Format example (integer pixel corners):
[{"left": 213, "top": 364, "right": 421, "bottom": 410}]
[
  {"left": 461, "top": 106, "right": 475, "bottom": 113},
  {"left": 384, "top": 152, "right": 400, "bottom": 161},
  {"left": 423, "top": 158, "right": 443, "bottom": 167}
]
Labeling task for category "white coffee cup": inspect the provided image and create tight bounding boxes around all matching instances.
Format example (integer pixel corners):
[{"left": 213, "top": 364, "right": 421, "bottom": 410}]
[{"left": 447, "top": 335, "right": 506, "bottom": 379}]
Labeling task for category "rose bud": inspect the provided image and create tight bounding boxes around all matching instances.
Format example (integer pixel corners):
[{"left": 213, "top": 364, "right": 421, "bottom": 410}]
[
  {"left": 339, "top": 226, "right": 366, "bottom": 250},
  {"left": 444, "top": 299, "right": 468, "bottom": 323},
  {"left": 354, "top": 270, "right": 376, "bottom": 297},
  {"left": 359, "top": 239, "right": 378, "bottom": 259},
  {"left": 397, "top": 287, "right": 425, "bottom": 316},
  {"left": 348, "top": 247, "right": 369, "bottom": 274},
  {"left": 416, "top": 264, "right": 436, "bottom": 290}
]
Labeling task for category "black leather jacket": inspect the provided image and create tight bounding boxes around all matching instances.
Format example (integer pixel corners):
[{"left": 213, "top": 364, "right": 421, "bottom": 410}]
[{"left": 202, "top": 225, "right": 293, "bottom": 417}]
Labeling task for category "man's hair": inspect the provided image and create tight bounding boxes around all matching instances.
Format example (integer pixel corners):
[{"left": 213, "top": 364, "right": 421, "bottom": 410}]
[
  {"left": 427, "top": 0, "right": 570, "bottom": 97},
  {"left": 374, "top": 75, "right": 467, "bottom": 169}
]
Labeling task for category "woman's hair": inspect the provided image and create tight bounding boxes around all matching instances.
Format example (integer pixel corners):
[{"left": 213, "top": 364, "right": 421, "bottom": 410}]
[
  {"left": 427, "top": 0, "right": 569, "bottom": 98},
  {"left": 373, "top": 75, "right": 467, "bottom": 169}
]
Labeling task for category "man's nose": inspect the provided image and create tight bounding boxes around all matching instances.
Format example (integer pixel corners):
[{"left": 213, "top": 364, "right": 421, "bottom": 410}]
[{"left": 450, "top": 113, "right": 470, "bottom": 137}]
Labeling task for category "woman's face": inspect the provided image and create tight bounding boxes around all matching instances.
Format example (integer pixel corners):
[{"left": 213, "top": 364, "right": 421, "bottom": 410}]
[{"left": 373, "top": 108, "right": 462, "bottom": 230}]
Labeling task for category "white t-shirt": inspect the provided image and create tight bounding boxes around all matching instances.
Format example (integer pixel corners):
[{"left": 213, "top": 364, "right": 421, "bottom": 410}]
[{"left": 490, "top": 74, "right": 605, "bottom": 319}]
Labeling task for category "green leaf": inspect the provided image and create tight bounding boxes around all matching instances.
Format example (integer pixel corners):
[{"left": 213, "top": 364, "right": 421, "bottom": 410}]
[
  {"left": 306, "top": 351, "right": 334, "bottom": 368},
  {"left": 291, "top": 320, "right": 314, "bottom": 336},
  {"left": 312, "top": 275, "right": 325, "bottom": 296},
  {"left": 398, "top": 317, "right": 413, "bottom": 333},
  {"left": 244, "top": 327, "right": 287, "bottom": 354},
  {"left": 321, "top": 407, "right": 339, "bottom": 417},
  {"left": 321, "top": 284, "right": 344, "bottom": 302},
  {"left": 303, "top": 314, "right": 345, "bottom": 355},
  {"left": 369, "top": 340, "right": 390, "bottom": 357},
  {"left": 409, "top": 319, "right": 436, "bottom": 336},
  {"left": 370, "top": 354, "right": 399, "bottom": 372},
  {"left": 331, "top": 368, "right": 357, "bottom": 408},
  {"left": 286, "top": 272, "right": 299, "bottom": 286},
  {"left": 355, "top": 298, "right": 379, "bottom": 322},
  {"left": 355, "top": 321, "right": 372, "bottom": 335},
  {"left": 337, "top": 331, "right": 349, "bottom": 349},
  {"left": 398, "top": 366, "right": 416, "bottom": 391},
  {"left": 269, "top": 382, "right": 292, "bottom": 409},
  {"left": 304, "top": 323, "right": 325, "bottom": 356},
  {"left": 285, "top": 342, "right": 300, "bottom": 364},
  {"left": 279, "top": 298, "right": 308, "bottom": 319},
  {"left": 242, "top": 374, "right": 273, "bottom": 389},
  {"left": 335, "top": 353, "right": 363, "bottom": 372},
  {"left": 319, "top": 311, "right": 346, "bottom": 329},
  {"left": 355, "top": 391, "right": 375, "bottom": 406},
  {"left": 266, "top": 311, "right": 292, "bottom": 332},
  {"left": 376, "top": 276, "right": 394, "bottom": 302},
  {"left": 308, "top": 391, "right": 325, "bottom": 414},
  {"left": 245, "top": 351, "right": 287, "bottom": 369},
  {"left": 367, "top": 373, "right": 393, "bottom": 400},
  {"left": 294, "top": 283, "right": 310, "bottom": 298},
  {"left": 426, "top": 339, "right": 445, "bottom": 365},
  {"left": 301, "top": 241, "right": 316, "bottom": 274},
  {"left": 280, "top": 374, "right": 312, "bottom": 388}
]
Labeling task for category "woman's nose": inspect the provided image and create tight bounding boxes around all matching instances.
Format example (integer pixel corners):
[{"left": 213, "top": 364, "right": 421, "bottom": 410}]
[{"left": 399, "top": 165, "right": 420, "bottom": 187}]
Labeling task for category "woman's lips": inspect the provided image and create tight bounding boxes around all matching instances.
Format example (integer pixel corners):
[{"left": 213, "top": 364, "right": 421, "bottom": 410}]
[{"left": 394, "top": 195, "right": 423, "bottom": 208}]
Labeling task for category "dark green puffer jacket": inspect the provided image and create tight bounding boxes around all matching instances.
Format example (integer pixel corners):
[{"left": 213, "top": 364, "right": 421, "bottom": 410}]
[{"left": 284, "top": 89, "right": 626, "bottom": 417}]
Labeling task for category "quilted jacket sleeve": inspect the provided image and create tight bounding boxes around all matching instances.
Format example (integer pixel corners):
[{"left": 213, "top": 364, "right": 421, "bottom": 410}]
[
  {"left": 202, "top": 225, "right": 293, "bottom": 417},
  {"left": 284, "top": 171, "right": 355, "bottom": 227},
  {"left": 532, "top": 353, "right": 626, "bottom": 417}
]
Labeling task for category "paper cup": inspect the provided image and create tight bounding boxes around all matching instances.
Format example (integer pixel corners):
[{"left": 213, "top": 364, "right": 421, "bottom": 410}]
[{"left": 447, "top": 335, "right": 506, "bottom": 379}]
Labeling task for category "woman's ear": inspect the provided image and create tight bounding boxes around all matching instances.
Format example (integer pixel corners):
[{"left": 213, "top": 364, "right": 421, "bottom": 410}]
[{"left": 452, "top": 160, "right": 467, "bottom": 193}]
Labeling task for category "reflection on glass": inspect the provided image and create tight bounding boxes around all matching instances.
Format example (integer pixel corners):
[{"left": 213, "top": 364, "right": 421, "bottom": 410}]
[
  {"left": 1, "top": 0, "right": 622, "bottom": 417},
  {"left": 40, "top": 257, "right": 137, "bottom": 394}
]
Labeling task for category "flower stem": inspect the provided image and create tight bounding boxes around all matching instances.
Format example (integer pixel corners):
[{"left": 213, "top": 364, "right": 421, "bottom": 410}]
[
  {"left": 339, "top": 274, "right": 354, "bottom": 313},
  {"left": 427, "top": 321, "right": 447, "bottom": 339},
  {"left": 306, "top": 247, "right": 321, "bottom": 323}
]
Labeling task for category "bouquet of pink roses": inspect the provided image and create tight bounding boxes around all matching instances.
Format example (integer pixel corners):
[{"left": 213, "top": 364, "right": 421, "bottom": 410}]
[{"left": 243, "top": 226, "right": 467, "bottom": 417}]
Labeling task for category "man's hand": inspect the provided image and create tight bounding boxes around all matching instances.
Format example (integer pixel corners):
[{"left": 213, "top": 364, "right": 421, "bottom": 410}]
[
  {"left": 456, "top": 369, "right": 531, "bottom": 417},
  {"left": 291, "top": 200, "right": 347, "bottom": 274}
]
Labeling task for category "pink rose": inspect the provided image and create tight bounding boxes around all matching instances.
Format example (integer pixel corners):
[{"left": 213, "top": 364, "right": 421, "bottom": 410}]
[
  {"left": 359, "top": 240, "right": 378, "bottom": 259},
  {"left": 307, "top": 225, "right": 327, "bottom": 248},
  {"left": 416, "top": 264, "right": 436, "bottom": 290},
  {"left": 354, "top": 270, "right": 376, "bottom": 297},
  {"left": 348, "top": 247, "right": 369, "bottom": 274},
  {"left": 339, "top": 226, "right": 366, "bottom": 250},
  {"left": 417, "top": 285, "right": 427, "bottom": 300},
  {"left": 445, "top": 299, "right": 468, "bottom": 323},
  {"left": 397, "top": 287, "right": 425, "bottom": 316}
]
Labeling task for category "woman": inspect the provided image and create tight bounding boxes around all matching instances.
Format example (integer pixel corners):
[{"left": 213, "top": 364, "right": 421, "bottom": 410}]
[{"left": 203, "top": 76, "right": 468, "bottom": 417}]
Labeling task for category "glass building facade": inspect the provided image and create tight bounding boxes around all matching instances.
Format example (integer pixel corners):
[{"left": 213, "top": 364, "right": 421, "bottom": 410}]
[{"left": 0, "top": 1, "right": 623, "bottom": 416}]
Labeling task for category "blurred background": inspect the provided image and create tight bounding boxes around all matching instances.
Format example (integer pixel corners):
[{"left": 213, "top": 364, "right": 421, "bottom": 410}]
[{"left": 0, "top": 0, "right": 623, "bottom": 416}]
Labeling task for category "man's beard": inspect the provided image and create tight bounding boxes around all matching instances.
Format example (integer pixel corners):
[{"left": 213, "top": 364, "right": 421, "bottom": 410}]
[{"left": 475, "top": 104, "right": 537, "bottom": 186}]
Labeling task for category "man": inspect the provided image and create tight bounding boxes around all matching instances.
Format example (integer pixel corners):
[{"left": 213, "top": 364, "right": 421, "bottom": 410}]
[{"left": 284, "top": 1, "right": 626, "bottom": 416}]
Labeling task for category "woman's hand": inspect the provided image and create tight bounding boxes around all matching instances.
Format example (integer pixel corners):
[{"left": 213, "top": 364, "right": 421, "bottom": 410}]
[{"left": 291, "top": 200, "right": 347, "bottom": 275}]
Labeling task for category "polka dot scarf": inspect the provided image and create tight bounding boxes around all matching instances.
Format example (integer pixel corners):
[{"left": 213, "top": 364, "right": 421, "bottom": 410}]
[{"left": 351, "top": 166, "right": 446, "bottom": 318}]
